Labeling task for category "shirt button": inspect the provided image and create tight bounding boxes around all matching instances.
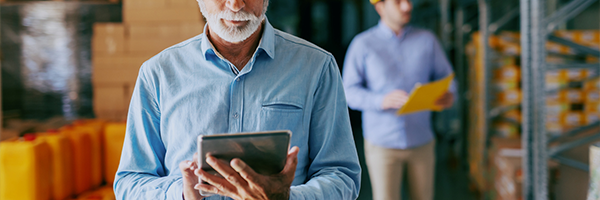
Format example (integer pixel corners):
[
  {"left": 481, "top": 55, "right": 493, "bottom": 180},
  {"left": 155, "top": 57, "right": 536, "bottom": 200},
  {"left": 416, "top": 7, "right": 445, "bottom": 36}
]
[
  {"left": 233, "top": 113, "right": 239, "bottom": 119},
  {"left": 236, "top": 78, "right": 240, "bottom": 81}
]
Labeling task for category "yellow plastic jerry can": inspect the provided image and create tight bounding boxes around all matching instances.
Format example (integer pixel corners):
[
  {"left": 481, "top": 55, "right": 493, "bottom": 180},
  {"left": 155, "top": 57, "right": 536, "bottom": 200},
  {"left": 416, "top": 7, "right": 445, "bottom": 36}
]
[
  {"left": 0, "top": 134, "right": 53, "bottom": 200},
  {"left": 103, "top": 122, "right": 127, "bottom": 184},
  {"left": 61, "top": 125, "right": 93, "bottom": 195},
  {"left": 38, "top": 130, "right": 74, "bottom": 200},
  {"left": 76, "top": 186, "right": 116, "bottom": 200},
  {"left": 73, "top": 119, "right": 106, "bottom": 189}
]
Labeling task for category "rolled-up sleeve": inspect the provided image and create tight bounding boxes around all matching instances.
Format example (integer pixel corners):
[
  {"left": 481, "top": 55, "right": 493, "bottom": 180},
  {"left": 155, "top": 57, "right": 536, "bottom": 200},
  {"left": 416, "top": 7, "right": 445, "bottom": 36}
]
[
  {"left": 289, "top": 57, "right": 362, "bottom": 199},
  {"left": 114, "top": 63, "right": 184, "bottom": 200}
]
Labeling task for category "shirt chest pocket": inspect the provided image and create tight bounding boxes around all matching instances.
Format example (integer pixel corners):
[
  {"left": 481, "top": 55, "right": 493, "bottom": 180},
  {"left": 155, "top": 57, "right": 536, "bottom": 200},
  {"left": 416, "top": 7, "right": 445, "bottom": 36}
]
[{"left": 259, "top": 102, "right": 304, "bottom": 133}]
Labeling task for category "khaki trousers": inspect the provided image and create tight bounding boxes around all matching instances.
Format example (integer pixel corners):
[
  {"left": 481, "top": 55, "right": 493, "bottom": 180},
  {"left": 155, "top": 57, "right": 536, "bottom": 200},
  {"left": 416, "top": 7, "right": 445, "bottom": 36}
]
[{"left": 364, "top": 140, "right": 435, "bottom": 200}]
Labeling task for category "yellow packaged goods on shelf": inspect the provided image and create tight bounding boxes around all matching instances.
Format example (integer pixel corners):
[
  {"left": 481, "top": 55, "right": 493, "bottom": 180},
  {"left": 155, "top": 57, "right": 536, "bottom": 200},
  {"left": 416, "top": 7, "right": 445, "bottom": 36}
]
[
  {"left": 493, "top": 122, "right": 519, "bottom": 139},
  {"left": 584, "top": 112, "right": 599, "bottom": 125},
  {"left": 586, "top": 103, "right": 599, "bottom": 113},
  {"left": 496, "top": 89, "right": 521, "bottom": 106},
  {"left": 104, "top": 122, "right": 127, "bottom": 184},
  {"left": 494, "top": 65, "right": 520, "bottom": 82},
  {"left": 0, "top": 134, "right": 52, "bottom": 200},
  {"left": 61, "top": 125, "right": 93, "bottom": 195},
  {"left": 563, "top": 112, "right": 584, "bottom": 127},
  {"left": 565, "top": 89, "right": 584, "bottom": 103},
  {"left": 73, "top": 119, "right": 106, "bottom": 189},
  {"left": 564, "top": 68, "right": 589, "bottom": 81},
  {"left": 585, "top": 90, "right": 600, "bottom": 103},
  {"left": 37, "top": 130, "right": 74, "bottom": 200},
  {"left": 75, "top": 186, "right": 116, "bottom": 200}
]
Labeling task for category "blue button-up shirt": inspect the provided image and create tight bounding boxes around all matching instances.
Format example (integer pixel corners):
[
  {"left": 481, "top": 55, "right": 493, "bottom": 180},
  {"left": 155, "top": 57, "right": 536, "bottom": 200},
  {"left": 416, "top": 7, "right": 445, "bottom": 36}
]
[
  {"left": 114, "top": 19, "right": 361, "bottom": 200},
  {"left": 342, "top": 21, "right": 455, "bottom": 150}
]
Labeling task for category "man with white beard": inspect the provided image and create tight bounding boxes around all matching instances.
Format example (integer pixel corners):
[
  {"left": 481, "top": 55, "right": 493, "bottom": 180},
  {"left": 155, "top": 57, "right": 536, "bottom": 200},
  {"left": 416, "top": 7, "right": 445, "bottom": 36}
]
[{"left": 113, "top": 0, "right": 361, "bottom": 199}]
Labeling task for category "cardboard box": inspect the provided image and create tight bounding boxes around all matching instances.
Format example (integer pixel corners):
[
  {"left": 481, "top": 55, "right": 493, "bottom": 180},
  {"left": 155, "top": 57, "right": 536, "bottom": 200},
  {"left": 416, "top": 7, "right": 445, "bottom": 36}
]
[
  {"left": 93, "top": 85, "right": 128, "bottom": 120},
  {"left": 168, "top": 0, "right": 199, "bottom": 7},
  {"left": 126, "top": 37, "right": 188, "bottom": 54},
  {"left": 92, "top": 66, "right": 140, "bottom": 85},
  {"left": 588, "top": 143, "right": 600, "bottom": 200},
  {"left": 553, "top": 129, "right": 600, "bottom": 200},
  {"left": 92, "top": 36, "right": 126, "bottom": 55},
  {"left": 93, "top": 23, "right": 126, "bottom": 38},
  {"left": 127, "top": 22, "right": 205, "bottom": 39},
  {"left": 124, "top": 7, "right": 202, "bottom": 23},
  {"left": 124, "top": 0, "right": 167, "bottom": 9},
  {"left": 92, "top": 53, "right": 153, "bottom": 70}
]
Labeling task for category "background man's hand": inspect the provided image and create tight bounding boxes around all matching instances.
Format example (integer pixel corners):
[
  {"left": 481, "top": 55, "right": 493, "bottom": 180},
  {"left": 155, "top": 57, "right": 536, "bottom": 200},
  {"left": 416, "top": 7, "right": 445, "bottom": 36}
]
[
  {"left": 434, "top": 91, "right": 454, "bottom": 109},
  {"left": 382, "top": 90, "right": 409, "bottom": 110},
  {"left": 195, "top": 146, "right": 300, "bottom": 200},
  {"left": 180, "top": 153, "right": 206, "bottom": 200}
]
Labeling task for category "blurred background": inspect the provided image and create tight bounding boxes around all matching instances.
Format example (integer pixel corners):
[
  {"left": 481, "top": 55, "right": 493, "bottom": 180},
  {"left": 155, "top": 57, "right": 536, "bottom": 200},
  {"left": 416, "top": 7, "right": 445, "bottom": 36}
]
[{"left": 0, "top": 0, "right": 598, "bottom": 199}]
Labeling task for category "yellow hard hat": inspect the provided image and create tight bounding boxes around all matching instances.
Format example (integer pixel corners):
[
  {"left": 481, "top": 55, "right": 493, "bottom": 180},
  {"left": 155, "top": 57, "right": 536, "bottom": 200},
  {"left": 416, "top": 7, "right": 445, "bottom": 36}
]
[{"left": 370, "top": 0, "right": 382, "bottom": 4}]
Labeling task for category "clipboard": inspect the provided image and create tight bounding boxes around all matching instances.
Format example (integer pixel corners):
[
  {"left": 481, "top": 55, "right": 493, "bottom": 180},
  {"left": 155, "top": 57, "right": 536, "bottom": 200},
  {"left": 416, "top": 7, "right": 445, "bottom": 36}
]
[{"left": 396, "top": 73, "right": 454, "bottom": 115}]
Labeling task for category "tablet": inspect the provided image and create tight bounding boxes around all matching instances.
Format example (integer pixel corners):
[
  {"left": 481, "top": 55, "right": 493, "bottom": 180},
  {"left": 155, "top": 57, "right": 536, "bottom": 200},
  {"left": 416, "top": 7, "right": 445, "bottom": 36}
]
[{"left": 196, "top": 130, "right": 292, "bottom": 196}]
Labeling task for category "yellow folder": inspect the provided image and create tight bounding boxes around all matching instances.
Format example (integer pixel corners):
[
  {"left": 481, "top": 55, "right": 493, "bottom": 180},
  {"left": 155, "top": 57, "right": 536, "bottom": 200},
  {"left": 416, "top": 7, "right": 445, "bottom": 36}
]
[{"left": 397, "top": 73, "right": 454, "bottom": 115}]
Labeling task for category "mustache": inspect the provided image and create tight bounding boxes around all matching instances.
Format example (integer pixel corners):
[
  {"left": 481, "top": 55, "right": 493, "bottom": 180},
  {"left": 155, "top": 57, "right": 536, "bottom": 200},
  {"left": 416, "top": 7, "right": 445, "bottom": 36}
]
[{"left": 212, "top": 10, "right": 260, "bottom": 21}]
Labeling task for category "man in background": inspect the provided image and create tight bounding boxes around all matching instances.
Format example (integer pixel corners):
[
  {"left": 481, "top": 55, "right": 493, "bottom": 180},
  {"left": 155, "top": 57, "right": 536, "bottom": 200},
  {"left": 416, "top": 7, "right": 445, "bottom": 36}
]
[
  {"left": 114, "top": 0, "right": 361, "bottom": 199},
  {"left": 342, "top": 0, "right": 455, "bottom": 199}
]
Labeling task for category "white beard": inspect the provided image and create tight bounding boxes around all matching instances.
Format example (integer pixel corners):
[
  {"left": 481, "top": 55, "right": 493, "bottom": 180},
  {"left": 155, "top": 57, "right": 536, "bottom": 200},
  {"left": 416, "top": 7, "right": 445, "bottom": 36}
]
[{"left": 198, "top": 2, "right": 265, "bottom": 43}]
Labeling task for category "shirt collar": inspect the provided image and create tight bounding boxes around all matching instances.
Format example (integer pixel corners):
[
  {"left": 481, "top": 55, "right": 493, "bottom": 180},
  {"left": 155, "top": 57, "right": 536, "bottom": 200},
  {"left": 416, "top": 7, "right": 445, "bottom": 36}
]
[
  {"left": 377, "top": 20, "right": 411, "bottom": 41},
  {"left": 201, "top": 17, "right": 276, "bottom": 60}
]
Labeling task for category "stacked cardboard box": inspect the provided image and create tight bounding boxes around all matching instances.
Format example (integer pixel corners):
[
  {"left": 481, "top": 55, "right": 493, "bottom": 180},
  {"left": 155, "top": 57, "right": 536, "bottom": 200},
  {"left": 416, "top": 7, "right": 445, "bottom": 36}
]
[
  {"left": 92, "top": 0, "right": 205, "bottom": 121},
  {"left": 546, "top": 31, "right": 600, "bottom": 135},
  {"left": 488, "top": 137, "right": 560, "bottom": 200},
  {"left": 588, "top": 142, "right": 600, "bottom": 200},
  {"left": 466, "top": 30, "right": 599, "bottom": 195}
]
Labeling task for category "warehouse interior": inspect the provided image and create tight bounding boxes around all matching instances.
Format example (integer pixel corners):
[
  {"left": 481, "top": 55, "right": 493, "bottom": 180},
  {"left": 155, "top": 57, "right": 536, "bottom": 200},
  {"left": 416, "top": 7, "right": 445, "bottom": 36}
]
[{"left": 0, "top": 0, "right": 598, "bottom": 199}]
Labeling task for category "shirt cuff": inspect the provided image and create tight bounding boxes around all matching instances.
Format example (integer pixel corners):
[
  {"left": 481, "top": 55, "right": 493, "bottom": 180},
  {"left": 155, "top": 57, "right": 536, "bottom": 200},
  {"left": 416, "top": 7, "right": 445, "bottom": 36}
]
[
  {"left": 373, "top": 93, "right": 386, "bottom": 111},
  {"left": 166, "top": 178, "right": 184, "bottom": 200}
]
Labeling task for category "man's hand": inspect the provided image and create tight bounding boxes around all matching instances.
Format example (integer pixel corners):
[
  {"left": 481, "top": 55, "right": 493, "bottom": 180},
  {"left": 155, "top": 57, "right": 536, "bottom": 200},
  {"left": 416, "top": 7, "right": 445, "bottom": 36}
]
[
  {"left": 195, "top": 146, "right": 300, "bottom": 200},
  {"left": 434, "top": 91, "right": 454, "bottom": 109},
  {"left": 180, "top": 154, "right": 206, "bottom": 200},
  {"left": 382, "top": 90, "right": 409, "bottom": 110}
]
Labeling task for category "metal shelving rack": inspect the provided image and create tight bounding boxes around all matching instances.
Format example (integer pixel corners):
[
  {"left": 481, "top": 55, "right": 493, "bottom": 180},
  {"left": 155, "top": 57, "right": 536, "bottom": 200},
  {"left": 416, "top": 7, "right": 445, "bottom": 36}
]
[
  {"left": 470, "top": 0, "right": 521, "bottom": 192},
  {"left": 520, "top": 0, "right": 600, "bottom": 199}
]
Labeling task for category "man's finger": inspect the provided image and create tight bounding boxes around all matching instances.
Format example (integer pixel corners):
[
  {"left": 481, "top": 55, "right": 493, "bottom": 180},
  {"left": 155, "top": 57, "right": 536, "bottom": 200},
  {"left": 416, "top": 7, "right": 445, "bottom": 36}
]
[
  {"left": 281, "top": 146, "right": 299, "bottom": 178},
  {"left": 196, "top": 168, "right": 237, "bottom": 195},
  {"left": 180, "top": 160, "right": 196, "bottom": 178},
  {"left": 231, "top": 158, "right": 260, "bottom": 186},
  {"left": 206, "top": 156, "right": 247, "bottom": 188}
]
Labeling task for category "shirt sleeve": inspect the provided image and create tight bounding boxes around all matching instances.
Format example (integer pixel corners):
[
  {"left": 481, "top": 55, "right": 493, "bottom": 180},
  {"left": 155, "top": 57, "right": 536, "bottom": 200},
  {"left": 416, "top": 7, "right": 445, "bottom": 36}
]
[
  {"left": 113, "top": 62, "right": 184, "bottom": 200},
  {"left": 430, "top": 35, "right": 457, "bottom": 96},
  {"left": 342, "top": 38, "right": 386, "bottom": 111},
  {"left": 289, "top": 57, "right": 362, "bottom": 199}
]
